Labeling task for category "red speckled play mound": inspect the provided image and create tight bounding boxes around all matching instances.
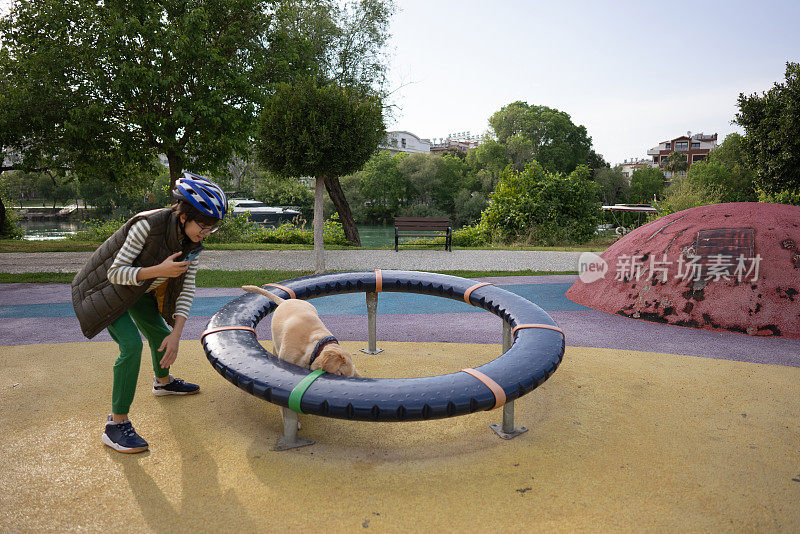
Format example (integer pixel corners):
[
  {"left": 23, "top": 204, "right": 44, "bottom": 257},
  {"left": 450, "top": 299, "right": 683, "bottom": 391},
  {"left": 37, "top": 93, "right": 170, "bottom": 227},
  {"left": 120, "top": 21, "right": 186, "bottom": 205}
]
[{"left": 566, "top": 203, "right": 800, "bottom": 338}]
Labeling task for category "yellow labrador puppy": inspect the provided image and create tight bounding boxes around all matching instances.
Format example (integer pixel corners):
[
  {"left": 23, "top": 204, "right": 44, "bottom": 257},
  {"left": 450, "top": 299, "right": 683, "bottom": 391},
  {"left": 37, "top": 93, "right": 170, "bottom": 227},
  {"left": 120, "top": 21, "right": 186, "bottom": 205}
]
[{"left": 242, "top": 285, "right": 361, "bottom": 377}]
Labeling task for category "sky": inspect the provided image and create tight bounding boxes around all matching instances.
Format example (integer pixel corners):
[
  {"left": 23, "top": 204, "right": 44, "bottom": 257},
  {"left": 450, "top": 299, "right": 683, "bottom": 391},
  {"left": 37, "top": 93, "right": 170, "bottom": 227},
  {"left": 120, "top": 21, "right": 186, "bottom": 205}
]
[
  {"left": 384, "top": 0, "right": 800, "bottom": 164},
  {"left": 2, "top": 0, "right": 799, "bottom": 166}
]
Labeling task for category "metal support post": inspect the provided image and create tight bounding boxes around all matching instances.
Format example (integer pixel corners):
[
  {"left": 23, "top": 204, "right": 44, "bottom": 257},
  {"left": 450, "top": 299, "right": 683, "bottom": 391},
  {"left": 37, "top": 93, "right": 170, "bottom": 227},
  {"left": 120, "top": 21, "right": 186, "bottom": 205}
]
[
  {"left": 275, "top": 407, "right": 314, "bottom": 451},
  {"left": 360, "top": 291, "right": 383, "bottom": 355},
  {"left": 490, "top": 321, "right": 529, "bottom": 439}
]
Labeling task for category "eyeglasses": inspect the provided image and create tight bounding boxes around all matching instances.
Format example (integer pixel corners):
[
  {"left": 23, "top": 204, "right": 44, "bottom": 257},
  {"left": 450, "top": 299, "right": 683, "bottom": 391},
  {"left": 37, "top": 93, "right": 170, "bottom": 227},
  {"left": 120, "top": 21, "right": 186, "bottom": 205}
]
[{"left": 194, "top": 220, "right": 220, "bottom": 235}]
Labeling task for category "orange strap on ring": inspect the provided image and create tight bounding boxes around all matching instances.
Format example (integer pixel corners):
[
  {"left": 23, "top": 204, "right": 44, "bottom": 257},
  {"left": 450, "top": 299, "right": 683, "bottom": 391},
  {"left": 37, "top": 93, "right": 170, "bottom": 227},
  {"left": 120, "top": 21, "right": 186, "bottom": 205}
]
[
  {"left": 201, "top": 325, "right": 257, "bottom": 341},
  {"left": 374, "top": 269, "right": 383, "bottom": 293},
  {"left": 265, "top": 283, "right": 296, "bottom": 299},
  {"left": 460, "top": 368, "right": 506, "bottom": 409},
  {"left": 511, "top": 323, "right": 565, "bottom": 338},
  {"left": 463, "top": 282, "right": 492, "bottom": 305}
]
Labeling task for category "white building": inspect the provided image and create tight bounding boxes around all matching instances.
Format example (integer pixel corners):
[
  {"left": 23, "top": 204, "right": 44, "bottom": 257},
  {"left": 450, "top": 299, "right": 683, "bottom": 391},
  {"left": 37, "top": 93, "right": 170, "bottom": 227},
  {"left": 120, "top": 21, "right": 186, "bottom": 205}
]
[
  {"left": 430, "top": 131, "right": 483, "bottom": 155},
  {"left": 619, "top": 158, "right": 654, "bottom": 179},
  {"left": 647, "top": 132, "right": 719, "bottom": 168},
  {"left": 380, "top": 131, "right": 431, "bottom": 155}
]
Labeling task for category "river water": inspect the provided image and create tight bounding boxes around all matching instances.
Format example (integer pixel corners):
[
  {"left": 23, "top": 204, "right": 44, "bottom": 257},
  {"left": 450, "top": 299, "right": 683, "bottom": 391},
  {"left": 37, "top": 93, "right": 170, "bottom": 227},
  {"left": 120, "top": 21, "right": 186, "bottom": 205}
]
[{"left": 20, "top": 220, "right": 88, "bottom": 241}]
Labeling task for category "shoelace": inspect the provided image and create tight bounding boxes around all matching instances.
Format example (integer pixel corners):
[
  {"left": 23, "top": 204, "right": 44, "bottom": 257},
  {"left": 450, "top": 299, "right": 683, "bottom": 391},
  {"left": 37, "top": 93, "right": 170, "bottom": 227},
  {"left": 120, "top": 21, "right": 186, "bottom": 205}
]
[{"left": 118, "top": 422, "right": 137, "bottom": 438}]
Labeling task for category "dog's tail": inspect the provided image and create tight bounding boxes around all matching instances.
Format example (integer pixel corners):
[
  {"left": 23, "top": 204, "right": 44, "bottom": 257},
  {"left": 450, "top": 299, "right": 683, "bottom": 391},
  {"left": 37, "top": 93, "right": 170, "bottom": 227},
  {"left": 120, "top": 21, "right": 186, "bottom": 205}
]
[{"left": 242, "top": 285, "right": 285, "bottom": 304}]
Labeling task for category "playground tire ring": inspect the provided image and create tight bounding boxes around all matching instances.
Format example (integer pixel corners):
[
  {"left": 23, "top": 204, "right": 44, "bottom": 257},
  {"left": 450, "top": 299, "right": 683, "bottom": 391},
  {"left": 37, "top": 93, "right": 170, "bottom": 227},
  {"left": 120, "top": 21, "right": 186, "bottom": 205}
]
[{"left": 201, "top": 270, "right": 565, "bottom": 422}]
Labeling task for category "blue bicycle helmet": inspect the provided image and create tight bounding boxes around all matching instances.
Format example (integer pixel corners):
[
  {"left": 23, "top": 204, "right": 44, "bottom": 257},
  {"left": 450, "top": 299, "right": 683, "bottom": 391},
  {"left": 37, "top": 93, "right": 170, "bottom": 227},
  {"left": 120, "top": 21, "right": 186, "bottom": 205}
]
[{"left": 173, "top": 171, "right": 227, "bottom": 220}]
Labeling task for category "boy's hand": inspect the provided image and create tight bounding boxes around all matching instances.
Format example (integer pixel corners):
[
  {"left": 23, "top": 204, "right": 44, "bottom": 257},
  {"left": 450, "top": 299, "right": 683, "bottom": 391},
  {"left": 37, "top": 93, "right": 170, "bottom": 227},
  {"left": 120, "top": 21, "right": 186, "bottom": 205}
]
[
  {"left": 158, "top": 331, "right": 181, "bottom": 368},
  {"left": 157, "top": 252, "right": 189, "bottom": 278}
]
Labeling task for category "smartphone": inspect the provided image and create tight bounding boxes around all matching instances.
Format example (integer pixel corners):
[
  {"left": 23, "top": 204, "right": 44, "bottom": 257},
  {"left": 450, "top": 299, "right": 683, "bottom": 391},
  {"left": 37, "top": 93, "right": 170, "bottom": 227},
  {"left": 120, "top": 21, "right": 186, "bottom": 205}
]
[{"left": 183, "top": 245, "right": 204, "bottom": 262}]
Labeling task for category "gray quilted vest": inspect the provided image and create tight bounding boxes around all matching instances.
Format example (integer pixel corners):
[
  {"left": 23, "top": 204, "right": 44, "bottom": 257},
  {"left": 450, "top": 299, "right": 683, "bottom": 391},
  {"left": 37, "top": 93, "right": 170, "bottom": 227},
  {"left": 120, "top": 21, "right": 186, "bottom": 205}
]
[{"left": 71, "top": 208, "right": 187, "bottom": 339}]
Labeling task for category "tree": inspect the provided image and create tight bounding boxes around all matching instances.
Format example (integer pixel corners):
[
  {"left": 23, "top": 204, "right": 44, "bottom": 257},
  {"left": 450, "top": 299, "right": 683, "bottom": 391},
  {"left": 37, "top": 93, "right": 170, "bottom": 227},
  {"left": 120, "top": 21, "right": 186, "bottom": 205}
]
[
  {"left": 342, "top": 150, "right": 486, "bottom": 226},
  {"left": 593, "top": 166, "right": 629, "bottom": 205},
  {"left": 0, "top": 171, "right": 37, "bottom": 203},
  {"left": 260, "top": 0, "right": 394, "bottom": 262},
  {"left": 433, "top": 154, "right": 471, "bottom": 216},
  {"left": 586, "top": 149, "right": 609, "bottom": 176},
  {"left": 35, "top": 173, "right": 76, "bottom": 209},
  {"left": 257, "top": 79, "right": 385, "bottom": 269},
  {"left": 76, "top": 170, "right": 170, "bottom": 217},
  {"left": 397, "top": 153, "right": 466, "bottom": 217},
  {"left": 353, "top": 151, "right": 407, "bottom": 223},
  {"left": 0, "top": 0, "right": 290, "bottom": 190},
  {"left": 481, "top": 162, "right": 600, "bottom": 245},
  {"left": 452, "top": 189, "right": 487, "bottom": 227},
  {"left": 269, "top": 0, "right": 394, "bottom": 91},
  {"left": 253, "top": 171, "right": 314, "bottom": 217},
  {"left": 628, "top": 167, "right": 666, "bottom": 204},
  {"left": 225, "top": 153, "right": 259, "bottom": 194},
  {"left": 660, "top": 133, "right": 757, "bottom": 214},
  {"left": 466, "top": 138, "right": 509, "bottom": 193},
  {"left": 735, "top": 62, "right": 800, "bottom": 200},
  {"left": 488, "top": 101, "right": 593, "bottom": 174},
  {"left": 688, "top": 134, "right": 756, "bottom": 203},
  {"left": 660, "top": 174, "right": 722, "bottom": 214},
  {"left": 664, "top": 151, "right": 688, "bottom": 178},
  {"left": 708, "top": 132, "right": 748, "bottom": 169},
  {"left": 0, "top": 179, "right": 22, "bottom": 238}
]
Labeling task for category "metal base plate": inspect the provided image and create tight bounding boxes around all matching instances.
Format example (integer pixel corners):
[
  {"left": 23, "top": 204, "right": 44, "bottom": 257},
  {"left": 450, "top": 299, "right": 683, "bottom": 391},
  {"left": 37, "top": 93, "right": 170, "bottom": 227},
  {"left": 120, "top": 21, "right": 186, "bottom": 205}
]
[
  {"left": 359, "top": 348, "right": 384, "bottom": 354},
  {"left": 274, "top": 436, "right": 315, "bottom": 451},
  {"left": 489, "top": 423, "right": 529, "bottom": 440}
]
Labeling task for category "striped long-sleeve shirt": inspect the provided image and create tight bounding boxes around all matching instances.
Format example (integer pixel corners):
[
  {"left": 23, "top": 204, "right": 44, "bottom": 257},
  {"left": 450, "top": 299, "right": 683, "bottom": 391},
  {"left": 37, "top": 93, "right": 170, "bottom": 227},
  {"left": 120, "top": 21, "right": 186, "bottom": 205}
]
[{"left": 107, "top": 219, "right": 198, "bottom": 319}]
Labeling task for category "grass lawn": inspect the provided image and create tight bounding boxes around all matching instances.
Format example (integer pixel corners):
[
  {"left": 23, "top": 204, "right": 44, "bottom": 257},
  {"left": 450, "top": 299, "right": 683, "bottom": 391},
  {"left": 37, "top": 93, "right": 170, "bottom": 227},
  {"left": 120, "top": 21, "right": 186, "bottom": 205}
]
[
  {"left": 0, "top": 240, "right": 101, "bottom": 252},
  {"left": 0, "top": 269, "right": 578, "bottom": 286},
  {"left": 0, "top": 235, "right": 614, "bottom": 253}
]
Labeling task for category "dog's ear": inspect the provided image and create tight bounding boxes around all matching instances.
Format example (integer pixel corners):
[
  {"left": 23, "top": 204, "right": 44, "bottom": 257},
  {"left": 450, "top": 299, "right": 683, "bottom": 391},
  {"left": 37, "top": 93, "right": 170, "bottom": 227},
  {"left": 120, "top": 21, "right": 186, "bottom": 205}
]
[
  {"left": 312, "top": 348, "right": 346, "bottom": 374},
  {"left": 339, "top": 354, "right": 361, "bottom": 377}
]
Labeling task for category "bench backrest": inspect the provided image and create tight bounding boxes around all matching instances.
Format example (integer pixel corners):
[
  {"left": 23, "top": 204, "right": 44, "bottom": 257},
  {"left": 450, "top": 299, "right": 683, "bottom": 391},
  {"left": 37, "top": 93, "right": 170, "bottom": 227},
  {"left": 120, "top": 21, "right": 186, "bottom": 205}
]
[{"left": 394, "top": 217, "right": 451, "bottom": 231}]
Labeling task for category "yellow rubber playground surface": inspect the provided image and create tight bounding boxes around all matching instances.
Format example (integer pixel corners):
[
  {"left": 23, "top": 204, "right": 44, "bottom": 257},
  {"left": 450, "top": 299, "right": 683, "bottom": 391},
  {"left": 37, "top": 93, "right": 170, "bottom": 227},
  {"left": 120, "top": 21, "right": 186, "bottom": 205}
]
[{"left": 2, "top": 339, "right": 799, "bottom": 532}]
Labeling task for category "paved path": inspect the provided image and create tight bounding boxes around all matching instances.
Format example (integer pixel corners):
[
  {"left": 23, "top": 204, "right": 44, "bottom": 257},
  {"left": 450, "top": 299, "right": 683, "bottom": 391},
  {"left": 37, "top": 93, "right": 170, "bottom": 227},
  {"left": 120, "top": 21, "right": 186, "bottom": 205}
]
[{"left": 0, "top": 249, "right": 584, "bottom": 273}]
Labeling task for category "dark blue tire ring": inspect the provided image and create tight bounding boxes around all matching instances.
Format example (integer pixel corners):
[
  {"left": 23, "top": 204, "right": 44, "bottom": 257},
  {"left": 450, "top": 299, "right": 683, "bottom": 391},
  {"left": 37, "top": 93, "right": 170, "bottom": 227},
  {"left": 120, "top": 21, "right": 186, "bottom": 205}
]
[{"left": 202, "top": 270, "right": 565, "bottom": 422}]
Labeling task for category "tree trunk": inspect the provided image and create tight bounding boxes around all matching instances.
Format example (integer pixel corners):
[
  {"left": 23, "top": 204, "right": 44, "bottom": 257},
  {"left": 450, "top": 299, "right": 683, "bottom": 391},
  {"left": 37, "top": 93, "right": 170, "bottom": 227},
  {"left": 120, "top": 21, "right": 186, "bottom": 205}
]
[
  {"left": 0, "top": 196, "right": 6, "bottom": 236},
  {"left": 166, "top": 149, "right": 184, "bottom": 192},
  {"left": 324, "top": 175, "right": 361, "bottom": 246},
  {"left": 49, "top": 172, "right": 57, "bottom": 209},
  {"left": 313, "top": 177, "right": 325, "bottom": 273}
]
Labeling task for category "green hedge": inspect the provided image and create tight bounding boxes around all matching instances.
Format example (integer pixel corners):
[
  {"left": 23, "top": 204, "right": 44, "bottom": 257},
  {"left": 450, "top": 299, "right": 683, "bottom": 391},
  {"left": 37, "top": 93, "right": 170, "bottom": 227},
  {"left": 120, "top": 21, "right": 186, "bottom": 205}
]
[{"left": 72, "top": 212, "right": 349, "bottom": 246}]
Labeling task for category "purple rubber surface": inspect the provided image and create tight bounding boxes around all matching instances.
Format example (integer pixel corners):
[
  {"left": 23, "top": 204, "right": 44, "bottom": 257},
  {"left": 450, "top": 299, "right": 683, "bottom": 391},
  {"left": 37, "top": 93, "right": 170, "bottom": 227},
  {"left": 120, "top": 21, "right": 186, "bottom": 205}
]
[{"left": 2, "top": 280, "right": 798, "bottom": 367}]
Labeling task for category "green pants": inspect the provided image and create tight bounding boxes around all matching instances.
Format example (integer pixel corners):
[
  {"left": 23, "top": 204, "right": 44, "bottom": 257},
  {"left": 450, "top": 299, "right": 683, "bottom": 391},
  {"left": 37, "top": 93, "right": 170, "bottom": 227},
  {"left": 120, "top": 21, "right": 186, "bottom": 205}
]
[{"left": 107, "top": 293, "right": 171, "bottom": 414}]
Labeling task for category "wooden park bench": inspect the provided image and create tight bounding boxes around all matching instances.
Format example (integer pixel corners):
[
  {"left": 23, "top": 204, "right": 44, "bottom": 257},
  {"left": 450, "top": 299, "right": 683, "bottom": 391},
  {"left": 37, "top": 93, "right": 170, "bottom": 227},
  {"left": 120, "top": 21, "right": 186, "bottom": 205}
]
[{"left": 394, "top": 217, "right": 452, "bottom": 252}]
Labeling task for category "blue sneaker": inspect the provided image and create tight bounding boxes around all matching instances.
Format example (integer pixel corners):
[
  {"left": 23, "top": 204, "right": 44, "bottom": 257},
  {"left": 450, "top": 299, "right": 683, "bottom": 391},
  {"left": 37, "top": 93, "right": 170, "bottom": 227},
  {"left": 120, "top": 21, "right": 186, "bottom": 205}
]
[
  {"left": 102, "top": 416, "right": 148, "bottom": 454},
  {"left": 152, "top": 375, "right": 200, "bottom": 396}
]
